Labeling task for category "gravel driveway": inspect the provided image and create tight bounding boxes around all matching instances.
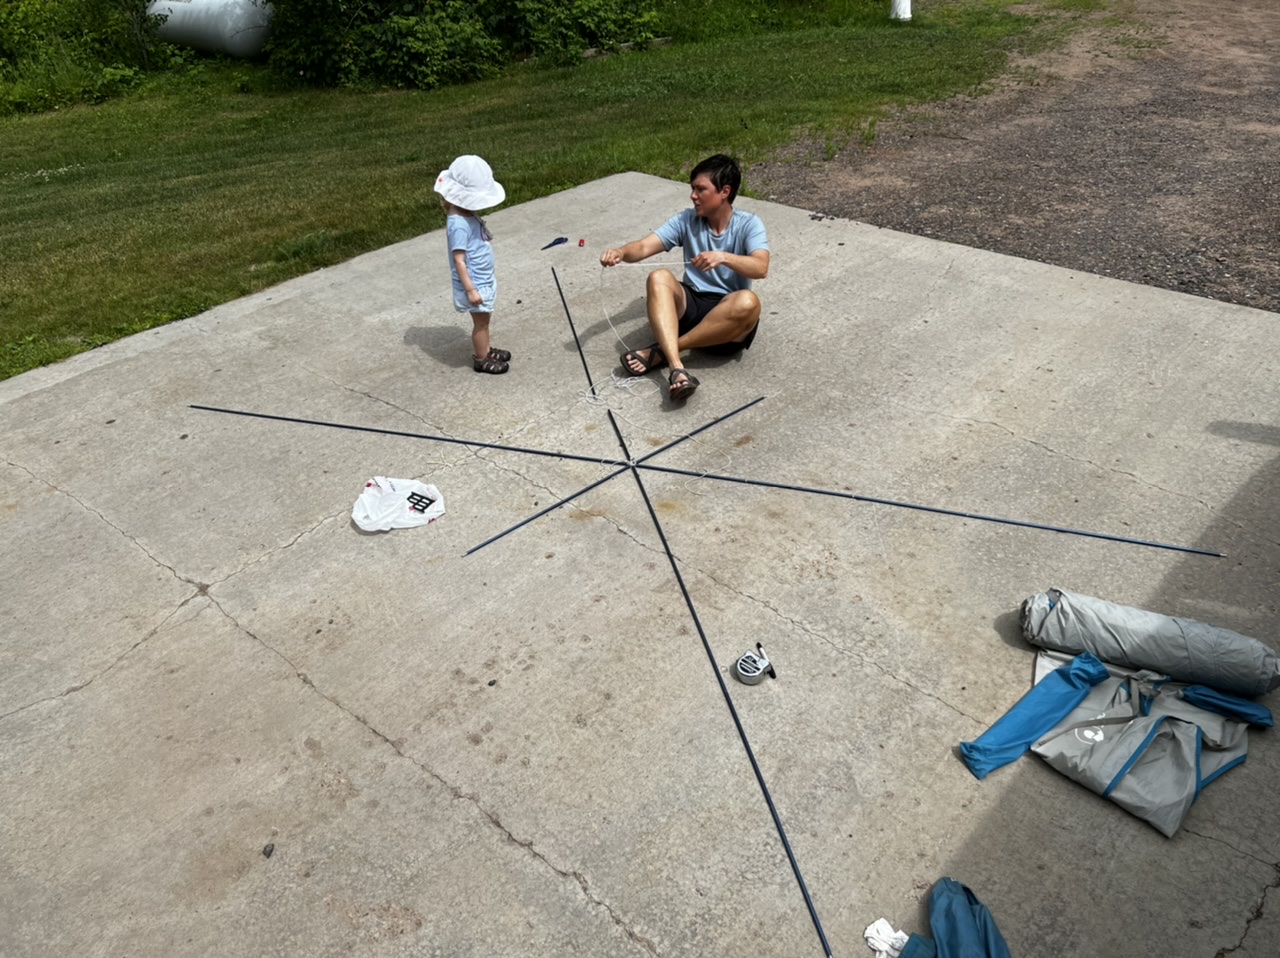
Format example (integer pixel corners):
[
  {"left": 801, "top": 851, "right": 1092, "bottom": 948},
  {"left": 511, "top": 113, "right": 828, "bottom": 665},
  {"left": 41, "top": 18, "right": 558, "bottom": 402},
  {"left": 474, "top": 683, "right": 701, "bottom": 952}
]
[{"left": 753, "top": 0, "right": 1280, "bottom": 313}]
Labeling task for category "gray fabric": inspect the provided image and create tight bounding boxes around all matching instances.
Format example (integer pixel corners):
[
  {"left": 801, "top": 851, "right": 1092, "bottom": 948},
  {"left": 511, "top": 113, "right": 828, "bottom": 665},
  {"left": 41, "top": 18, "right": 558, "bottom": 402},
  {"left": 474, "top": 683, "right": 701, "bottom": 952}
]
[
  {"left": 1031, "top": 675, "right": 1250, "bottom": 837},
  {"left": 1021, "top": 589, "right": 1280, "bottom": 697}
]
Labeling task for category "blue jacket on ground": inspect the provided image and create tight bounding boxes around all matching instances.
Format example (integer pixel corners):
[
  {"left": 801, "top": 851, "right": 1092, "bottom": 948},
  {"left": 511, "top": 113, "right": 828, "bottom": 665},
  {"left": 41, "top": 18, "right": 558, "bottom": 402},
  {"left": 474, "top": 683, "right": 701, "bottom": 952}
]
[{"left": 900, "top": 878, "right": 1012, "bottom": 958}]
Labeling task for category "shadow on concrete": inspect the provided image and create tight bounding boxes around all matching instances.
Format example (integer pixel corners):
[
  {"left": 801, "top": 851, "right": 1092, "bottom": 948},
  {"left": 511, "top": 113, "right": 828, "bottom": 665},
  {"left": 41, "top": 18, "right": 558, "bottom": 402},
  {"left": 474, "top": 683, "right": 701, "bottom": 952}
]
[
  {"left": 567, "top": 295, "right": 649, "bottom": 353},
  {"left": 935, "top": 430, "right": 1280, "bottom": 956},
  {"left": 1148, "top": 428, "right": 1280, "bottom": 639},
  {"left": 404, "top": 324, "right": 470, "bottom": 368},
  {"left": 991, "top": 608, "right": 1029, "bottom": 652}
]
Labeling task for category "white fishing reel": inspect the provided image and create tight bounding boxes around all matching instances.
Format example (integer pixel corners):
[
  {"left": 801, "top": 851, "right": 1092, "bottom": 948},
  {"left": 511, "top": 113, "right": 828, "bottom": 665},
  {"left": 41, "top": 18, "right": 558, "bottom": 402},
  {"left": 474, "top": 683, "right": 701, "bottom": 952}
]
[{"left": 732, "top": 643, "right": 778, "bottom": 685}]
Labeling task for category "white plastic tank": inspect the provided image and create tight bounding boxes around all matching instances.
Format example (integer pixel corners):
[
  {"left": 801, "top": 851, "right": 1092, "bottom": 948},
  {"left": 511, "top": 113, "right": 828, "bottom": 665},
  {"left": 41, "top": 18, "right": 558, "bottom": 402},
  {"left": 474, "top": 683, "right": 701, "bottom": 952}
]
[{"left": 148, "top": 0, "right": 274, "bottom": 58}]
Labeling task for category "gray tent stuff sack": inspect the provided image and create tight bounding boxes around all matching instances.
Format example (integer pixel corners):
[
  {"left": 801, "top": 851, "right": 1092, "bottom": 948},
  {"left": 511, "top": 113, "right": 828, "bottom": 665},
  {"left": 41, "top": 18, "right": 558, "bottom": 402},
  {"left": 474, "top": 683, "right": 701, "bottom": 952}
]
[{"left": 1022, "top": 589, "right": 1280, "bottom": 697}]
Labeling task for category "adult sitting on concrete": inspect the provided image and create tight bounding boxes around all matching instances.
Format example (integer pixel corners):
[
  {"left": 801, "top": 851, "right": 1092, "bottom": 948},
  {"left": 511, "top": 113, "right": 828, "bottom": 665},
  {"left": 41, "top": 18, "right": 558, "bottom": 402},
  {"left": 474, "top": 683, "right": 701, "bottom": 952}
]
[{"left": 600, "top": 154, "right": 770, "bottom": 401}]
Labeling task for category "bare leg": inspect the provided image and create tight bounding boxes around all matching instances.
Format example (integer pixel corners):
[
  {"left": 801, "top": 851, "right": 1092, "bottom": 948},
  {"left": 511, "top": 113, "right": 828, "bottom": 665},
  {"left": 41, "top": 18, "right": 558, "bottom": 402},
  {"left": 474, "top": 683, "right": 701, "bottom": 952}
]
[
  {"left": 471, "top": 311, "right": 491, "bottom": 360},
  {"left": 674, "top": 290, "right": 761, "bottom": 353},
  {"left": 645, "top": 269, "right": 687, "bottom": 375},
  {"left": 622, "top": 270, "right": 688, "bottom": 375},
  {"left": 625, "top": 276, "right": 762, "bottom": 384}
]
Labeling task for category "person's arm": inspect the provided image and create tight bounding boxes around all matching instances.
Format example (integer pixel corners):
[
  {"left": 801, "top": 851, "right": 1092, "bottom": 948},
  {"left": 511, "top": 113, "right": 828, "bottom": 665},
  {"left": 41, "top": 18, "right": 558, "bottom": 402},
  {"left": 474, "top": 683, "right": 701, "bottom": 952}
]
[
  {"left": 600, "top": 232, "right": 666, "bottom": 267},
  {"left": 452, "top": 249, "right": 483, "bottom": 306},
  {"left": 688, "top": 247, "right": 769, "bottom": 280}
]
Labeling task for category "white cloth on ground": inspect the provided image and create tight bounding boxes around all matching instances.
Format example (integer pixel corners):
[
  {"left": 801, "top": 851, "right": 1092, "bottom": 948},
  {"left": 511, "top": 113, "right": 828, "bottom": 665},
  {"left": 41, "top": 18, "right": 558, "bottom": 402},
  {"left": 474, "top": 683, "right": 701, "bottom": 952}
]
[
  {"left": 352, "top": 477, "right": 445, "bottom": 532},
  {"left": 865, "top": 918, "right": 911, "bottom": 957}
]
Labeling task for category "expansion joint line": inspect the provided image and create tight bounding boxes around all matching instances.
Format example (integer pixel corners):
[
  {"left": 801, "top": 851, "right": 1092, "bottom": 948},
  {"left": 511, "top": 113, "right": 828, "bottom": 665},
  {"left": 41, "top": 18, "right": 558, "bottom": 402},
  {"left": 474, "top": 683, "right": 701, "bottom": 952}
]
[{"left": 204, "top": 593, "right": 658, "bottom": 950}]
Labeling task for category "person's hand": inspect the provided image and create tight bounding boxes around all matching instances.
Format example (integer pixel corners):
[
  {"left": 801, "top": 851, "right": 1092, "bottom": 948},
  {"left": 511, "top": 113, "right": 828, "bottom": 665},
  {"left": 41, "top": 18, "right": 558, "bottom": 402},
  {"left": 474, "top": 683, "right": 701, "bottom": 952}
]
[
  {"left": 467, "top": 288, "right": 483, "bottom": 307},
  {"left": 600, "top": 247, "right": 623, "bottom": 267},
  {"left": 690, "top": 250, "right": 727, "bottom": 272}
]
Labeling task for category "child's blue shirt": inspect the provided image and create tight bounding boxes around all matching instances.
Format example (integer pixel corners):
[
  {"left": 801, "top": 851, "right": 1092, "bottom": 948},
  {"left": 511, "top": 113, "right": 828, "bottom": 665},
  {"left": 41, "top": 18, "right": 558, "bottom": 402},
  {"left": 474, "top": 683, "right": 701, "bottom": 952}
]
[{"left": 446, "top": 214, "right": 494, "bottom": 291}]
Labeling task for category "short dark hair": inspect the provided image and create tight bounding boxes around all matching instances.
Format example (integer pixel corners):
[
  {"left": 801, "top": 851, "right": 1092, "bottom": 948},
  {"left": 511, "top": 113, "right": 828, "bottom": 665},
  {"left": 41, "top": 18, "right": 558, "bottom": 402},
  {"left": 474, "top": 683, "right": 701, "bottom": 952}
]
[{"left": 691, "top": 154, "right": 742, "bottom": 203}]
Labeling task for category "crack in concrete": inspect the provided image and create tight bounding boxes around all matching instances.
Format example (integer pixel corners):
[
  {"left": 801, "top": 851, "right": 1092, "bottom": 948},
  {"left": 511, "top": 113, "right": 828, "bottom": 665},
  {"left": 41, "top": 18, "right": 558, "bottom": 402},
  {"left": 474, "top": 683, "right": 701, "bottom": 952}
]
[
  {"left": 204, "top": 592, "right": 661, "bottom": 956},
  {"left": 469, "top": 450, "right": 640, "bottom": 539},
  {"left": 501, "top": 395, "right": 581, "bottom": 443},
  {"left": 291, "top": 360, "right": 449, "bottom": 435},
  {"left": 0, "top": 593, "right": 201, "bottom": 723},
  {"left": 1183, "top": 828, "right": 1277, "bottom": 868},
  {"left": 5, "top": 458, "right": 194, "bottom": 585},
  {"left": 0, "top": 460, "right": 214, "bottom": 720},
  {"left": 219, "top": 513, "right": 342, "bottom": 584},
  {"left": 1213, "top": 862, "right": 1280, "bottom": 958},
  {"left": 695, "top": 567, "right": 984, "bottom": 724},
  {"left": 889, "top": 400, "right": 1216, "bottom": 509},
  {"left": 473, "top": 804, "right": 662, "bottom": 956},
  {"left": 0, "top": 459, "right": 344, "bottom": 715},
  {"left": 922, "top": 257, "right": 957, "bottom": 304}
]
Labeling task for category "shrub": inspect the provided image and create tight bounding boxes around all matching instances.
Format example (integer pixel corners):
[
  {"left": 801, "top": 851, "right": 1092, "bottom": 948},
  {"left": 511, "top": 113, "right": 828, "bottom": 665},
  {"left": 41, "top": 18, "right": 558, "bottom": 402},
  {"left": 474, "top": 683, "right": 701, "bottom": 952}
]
[
  {"left": 361, "top": 10, "right": 504, "bottom": 89},
  {"left": 0, "top": 0, "right": 166, "bottom": 114},
  {"left": 266, "top": 0, "right": 505, "bottom": 89},
  {"left": 477, "top": 0, "right": 659, "bottom": 63},
  {"left": 267, "top": 0, "right": 659, "bottom": 88}
]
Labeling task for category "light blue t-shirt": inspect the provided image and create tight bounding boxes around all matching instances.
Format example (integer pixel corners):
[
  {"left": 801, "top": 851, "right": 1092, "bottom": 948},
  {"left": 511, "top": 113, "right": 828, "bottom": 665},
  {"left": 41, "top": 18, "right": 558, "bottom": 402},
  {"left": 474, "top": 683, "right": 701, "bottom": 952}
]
[
  {"left": 446, "top": 214, "right": 494, "bottom": 292},
  {"left": 654, "top": 208, "right": 769, "bottom": 296}
]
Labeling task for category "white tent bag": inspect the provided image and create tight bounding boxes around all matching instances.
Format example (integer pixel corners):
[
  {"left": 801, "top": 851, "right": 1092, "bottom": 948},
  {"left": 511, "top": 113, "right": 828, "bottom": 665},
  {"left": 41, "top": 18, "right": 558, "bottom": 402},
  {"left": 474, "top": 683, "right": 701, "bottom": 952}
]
[{"left": 352, "top": 477, "right": 445, "bottom": 531}]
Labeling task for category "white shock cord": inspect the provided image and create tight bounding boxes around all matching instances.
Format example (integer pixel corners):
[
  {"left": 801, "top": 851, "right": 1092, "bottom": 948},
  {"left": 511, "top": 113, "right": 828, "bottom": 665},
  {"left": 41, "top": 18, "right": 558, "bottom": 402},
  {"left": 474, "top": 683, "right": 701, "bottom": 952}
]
[
  {"left": 579, "top": 258, "right": 763, "bottom": 491},
  {"left": 576, "top": 258, "right": 698, "bottom": 407}
]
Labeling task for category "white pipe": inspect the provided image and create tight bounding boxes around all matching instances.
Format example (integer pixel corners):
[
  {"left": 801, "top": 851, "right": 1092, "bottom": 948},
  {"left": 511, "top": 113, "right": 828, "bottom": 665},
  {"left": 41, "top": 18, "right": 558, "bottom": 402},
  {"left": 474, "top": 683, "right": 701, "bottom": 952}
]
[{"left": 147, "top": 0, "right": 274, "bottom": 58}]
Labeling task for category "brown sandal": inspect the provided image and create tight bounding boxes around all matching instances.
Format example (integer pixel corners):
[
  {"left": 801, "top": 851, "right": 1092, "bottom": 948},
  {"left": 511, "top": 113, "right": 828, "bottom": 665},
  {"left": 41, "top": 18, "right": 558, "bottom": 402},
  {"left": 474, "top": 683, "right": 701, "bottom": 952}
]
[
  {"left": 473, "top": 354, "right": 509, "bottom": 374},
  {"left": 620, "top": 343, "right": 667, "bottom": 376},
  {"left": 668, "top": 368, "right": 699, "bottom": 400},
  {"left": 486, "top": 346, "right": 511, "bottom": 363}
]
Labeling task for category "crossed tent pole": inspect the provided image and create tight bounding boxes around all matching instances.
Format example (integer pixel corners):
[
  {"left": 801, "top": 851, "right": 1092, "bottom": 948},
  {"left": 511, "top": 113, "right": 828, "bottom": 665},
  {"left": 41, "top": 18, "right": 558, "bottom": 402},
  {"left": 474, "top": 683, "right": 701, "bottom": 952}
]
[{"left": 192, "top": 267, "right": 1220, "bottom": 957}]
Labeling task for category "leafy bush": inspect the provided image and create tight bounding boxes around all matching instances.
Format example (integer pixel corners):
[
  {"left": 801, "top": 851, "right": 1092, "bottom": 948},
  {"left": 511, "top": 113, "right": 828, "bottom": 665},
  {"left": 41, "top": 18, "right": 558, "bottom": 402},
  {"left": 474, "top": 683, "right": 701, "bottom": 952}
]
[
  {"left": 477, "top": 0, "right": 660, "bottom": 62},
  {"left": 0, "top": 0, "right": 166, "bottom": 114},
  {"left": 268, "top": 0, "right": 504, "bottom": 86},
  {"left": 267, "top": 0, "right": 659, "bottom": 87},
  {"left": 362, "top": 11, "right": 504, "bottom": 88}
]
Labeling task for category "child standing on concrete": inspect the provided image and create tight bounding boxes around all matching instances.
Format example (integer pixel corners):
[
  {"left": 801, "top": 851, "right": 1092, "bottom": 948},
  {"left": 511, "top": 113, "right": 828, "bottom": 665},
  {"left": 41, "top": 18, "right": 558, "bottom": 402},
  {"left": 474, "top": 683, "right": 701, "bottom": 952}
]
[{"left": 434, "top": 155, "right": 510, "bottom": 374}]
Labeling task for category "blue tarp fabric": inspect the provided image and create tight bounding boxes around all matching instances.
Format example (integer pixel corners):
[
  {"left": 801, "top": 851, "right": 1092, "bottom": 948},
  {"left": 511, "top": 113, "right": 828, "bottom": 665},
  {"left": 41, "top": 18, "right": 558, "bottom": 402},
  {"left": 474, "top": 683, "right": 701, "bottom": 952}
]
[
  {"left": 1181, "top": 686, "right": 1275, "bottom": 728},
  {"left": 899, "top": 878, "right": 1012, "bottom": 958},
  {"left": 959, "top": 653, "right": 1111, "bottom": 779}
]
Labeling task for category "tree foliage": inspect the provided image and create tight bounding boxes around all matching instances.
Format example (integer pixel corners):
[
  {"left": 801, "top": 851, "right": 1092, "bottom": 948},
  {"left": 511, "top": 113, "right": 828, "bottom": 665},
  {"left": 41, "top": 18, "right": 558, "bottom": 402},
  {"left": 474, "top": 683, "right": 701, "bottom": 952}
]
[
  {"left": 0, "top": 0, "right": 660, "bottom": 113},
  {"left": 0, "top": 0, "right": 168, "bottom": 113},
  {"left": 267, "top": 0, "right": 660, "bottom": 88}
]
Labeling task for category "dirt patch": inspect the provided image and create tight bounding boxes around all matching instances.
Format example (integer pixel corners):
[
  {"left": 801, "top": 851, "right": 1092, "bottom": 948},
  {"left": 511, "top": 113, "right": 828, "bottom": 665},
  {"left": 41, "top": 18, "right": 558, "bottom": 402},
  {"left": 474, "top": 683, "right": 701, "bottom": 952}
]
[{"left": 752, "top": 0, "right": 1280, "bottom": 313}]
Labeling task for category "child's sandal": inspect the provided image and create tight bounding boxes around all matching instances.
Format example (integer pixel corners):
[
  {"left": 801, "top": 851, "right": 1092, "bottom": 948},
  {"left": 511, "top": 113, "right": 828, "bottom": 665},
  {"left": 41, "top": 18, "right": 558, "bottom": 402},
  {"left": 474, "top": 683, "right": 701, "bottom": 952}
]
[
  {"left": 486, "top": 346, "right": 511, "bottom": 363},
  {"left": 473, "top": 354, "right": 509, "bottom": 374}
]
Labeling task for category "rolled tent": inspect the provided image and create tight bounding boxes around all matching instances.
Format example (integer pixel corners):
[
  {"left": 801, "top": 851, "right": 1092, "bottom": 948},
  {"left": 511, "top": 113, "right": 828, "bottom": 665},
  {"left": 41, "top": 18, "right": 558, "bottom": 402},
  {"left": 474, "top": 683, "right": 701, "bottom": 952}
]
[{"left": 1021, "top": 588, "right": 1280, "bottom": 697}]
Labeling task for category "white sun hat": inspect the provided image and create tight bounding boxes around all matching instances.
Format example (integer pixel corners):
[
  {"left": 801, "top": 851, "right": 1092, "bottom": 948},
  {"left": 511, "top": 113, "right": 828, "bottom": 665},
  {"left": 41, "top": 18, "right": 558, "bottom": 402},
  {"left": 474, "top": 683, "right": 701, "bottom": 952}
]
[{"left": 434, "top": 155, "right": 506, "bottom": 211}]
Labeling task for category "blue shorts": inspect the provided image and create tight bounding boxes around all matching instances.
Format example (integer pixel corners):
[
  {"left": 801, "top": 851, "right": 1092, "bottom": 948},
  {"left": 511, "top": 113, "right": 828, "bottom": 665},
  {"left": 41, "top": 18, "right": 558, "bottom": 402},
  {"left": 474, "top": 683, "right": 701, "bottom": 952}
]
[
  {"left": 678, "top": 282, "right": 758, "bottom": 353},
  {"left": 454, "top": 282, "right": 496, "bottom": 314}
]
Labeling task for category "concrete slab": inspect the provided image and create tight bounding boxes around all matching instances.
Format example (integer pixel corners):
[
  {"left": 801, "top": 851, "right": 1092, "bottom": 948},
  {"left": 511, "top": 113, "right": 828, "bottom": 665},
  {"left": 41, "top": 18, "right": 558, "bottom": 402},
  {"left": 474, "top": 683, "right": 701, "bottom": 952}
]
[{"left": 2, "top": 172, "right": 1277, "bottom": 957}]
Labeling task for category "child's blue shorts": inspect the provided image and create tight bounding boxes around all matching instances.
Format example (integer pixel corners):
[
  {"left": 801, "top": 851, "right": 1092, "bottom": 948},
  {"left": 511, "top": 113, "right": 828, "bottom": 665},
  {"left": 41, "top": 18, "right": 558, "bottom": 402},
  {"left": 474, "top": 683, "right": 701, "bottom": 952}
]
[{"left": 453, "top": 282, "right": 496, "bottom": 314}]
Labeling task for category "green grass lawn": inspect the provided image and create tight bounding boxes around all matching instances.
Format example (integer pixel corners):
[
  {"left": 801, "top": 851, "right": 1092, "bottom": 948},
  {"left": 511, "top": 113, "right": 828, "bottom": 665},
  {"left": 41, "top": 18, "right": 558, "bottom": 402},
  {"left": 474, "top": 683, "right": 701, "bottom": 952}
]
[{"left": 0, "top": 0, "right": 1068, "bottom": 379}]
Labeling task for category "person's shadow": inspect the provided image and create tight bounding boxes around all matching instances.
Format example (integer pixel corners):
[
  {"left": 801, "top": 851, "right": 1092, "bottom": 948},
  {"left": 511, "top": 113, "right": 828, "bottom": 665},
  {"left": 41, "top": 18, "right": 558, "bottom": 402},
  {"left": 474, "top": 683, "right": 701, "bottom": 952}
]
[
  {"left": 569, "top": 295, "right": 648, "bottom": 355},
  {"left": 404, "top": 325, "right": 470, "bottom": 368}
]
